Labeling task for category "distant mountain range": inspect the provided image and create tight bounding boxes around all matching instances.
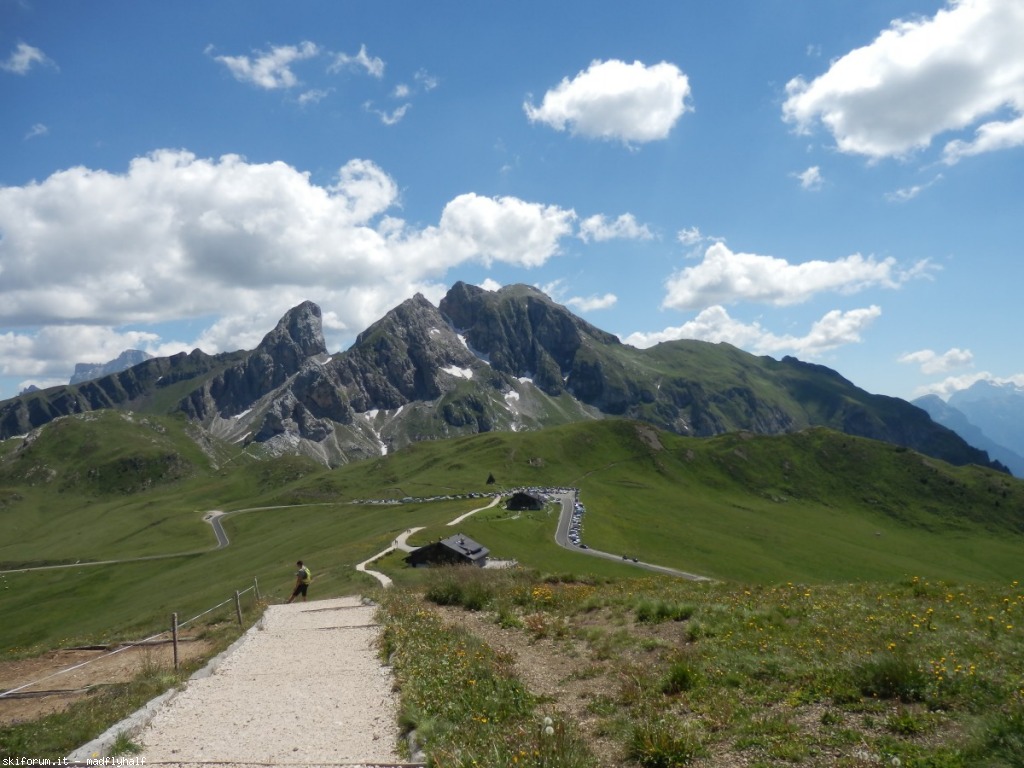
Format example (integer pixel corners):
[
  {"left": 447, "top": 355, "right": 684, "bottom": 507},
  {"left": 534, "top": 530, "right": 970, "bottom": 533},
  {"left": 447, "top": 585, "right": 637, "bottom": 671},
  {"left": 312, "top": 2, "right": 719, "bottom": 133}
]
[
  {"left": 915, "top": 381, "right": 1024, "bottom": 477},
  {"left": 0, "top": 283, "right": 1007, "bottom": 472},
  {"left": 69, "top": 349, "right": 154, "bottom": 385}
]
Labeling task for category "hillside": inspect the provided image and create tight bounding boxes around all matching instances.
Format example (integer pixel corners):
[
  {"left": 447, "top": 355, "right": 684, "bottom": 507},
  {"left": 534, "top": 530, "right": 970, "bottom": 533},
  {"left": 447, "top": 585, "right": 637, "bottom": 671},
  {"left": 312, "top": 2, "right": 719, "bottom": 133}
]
[
  {"left": 2, "top": 415, "right": 1021, "bottom": 586},
  {"left": 3, "top": 412, "right": 1021, "bottom": 767},
  {"left": 0, "top": 285, "right": 1003, "bottom": 472},
  {"left": 321, "top": 419, "right": 1024, "bottom": 583}
]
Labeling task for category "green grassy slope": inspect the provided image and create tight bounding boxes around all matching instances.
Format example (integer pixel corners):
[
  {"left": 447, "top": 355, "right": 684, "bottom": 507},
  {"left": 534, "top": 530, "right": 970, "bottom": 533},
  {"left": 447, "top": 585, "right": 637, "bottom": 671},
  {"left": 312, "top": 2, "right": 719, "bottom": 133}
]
[
  {"left": 0, "top": 411, "right": 241, "bottom": 565},
  {"left": 1, "top": 414, "right": 1022, "bottom": 656},
  {"left": 318, "top": 420, "right": 1024, "bottom": 583}
]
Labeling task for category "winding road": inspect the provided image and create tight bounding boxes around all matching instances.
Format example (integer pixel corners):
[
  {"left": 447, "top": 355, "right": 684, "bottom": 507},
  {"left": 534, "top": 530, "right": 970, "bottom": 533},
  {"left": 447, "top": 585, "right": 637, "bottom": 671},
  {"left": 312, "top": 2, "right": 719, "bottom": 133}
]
[
  {"left": 203, "top": 510, "right": 229, "bottom": 548},
  {"left": 356, "top": 496, "right": 503, "bottom": 586},
  {"left": 2, "top": 491, "right": 711, "bottom": 583},
  {"left": 551, "top": 491, "right": 711, "bottom": 582}
]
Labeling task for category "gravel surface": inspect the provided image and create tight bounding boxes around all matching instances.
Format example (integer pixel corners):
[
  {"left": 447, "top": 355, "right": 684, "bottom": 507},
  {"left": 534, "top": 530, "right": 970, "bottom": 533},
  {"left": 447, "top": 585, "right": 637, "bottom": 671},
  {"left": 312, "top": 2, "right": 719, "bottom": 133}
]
[{"left": 136, "top": 596, "right": 402, "bottom": 766}]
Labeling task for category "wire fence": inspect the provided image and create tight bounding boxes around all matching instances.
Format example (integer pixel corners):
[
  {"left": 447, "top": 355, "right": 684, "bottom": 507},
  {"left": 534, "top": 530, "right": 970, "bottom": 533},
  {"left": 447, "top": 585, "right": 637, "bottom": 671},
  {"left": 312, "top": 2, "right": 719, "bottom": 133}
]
[{"left": 0, "top": 578, "right": 262, "bottom": 701}]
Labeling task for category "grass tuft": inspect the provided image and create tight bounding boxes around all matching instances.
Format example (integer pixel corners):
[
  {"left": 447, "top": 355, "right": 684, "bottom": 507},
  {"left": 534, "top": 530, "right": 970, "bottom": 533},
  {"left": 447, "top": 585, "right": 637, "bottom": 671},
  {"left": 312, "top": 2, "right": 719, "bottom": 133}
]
[
  {"left": 853, "top": 654, "right": 928, "bottom": 703},
  {"left": 628, "top": 714, "right": 706, "bottom": 767},
  {"left": 660, "top": 659, "right": 698, "bottom": 695}
]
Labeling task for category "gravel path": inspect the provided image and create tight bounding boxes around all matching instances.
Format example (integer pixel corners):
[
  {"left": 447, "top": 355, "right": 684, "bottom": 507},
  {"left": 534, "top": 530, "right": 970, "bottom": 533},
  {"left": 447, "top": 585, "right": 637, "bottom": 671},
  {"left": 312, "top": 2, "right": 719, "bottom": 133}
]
[{"left": 135, "top": 596, "right": 403, "bottom": 766}]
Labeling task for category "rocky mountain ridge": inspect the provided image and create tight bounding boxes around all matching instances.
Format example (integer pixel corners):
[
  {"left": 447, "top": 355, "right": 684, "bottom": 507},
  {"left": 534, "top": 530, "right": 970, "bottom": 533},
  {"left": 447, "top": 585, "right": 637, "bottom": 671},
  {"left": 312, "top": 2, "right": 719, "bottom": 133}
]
[
  {"left": 69, "top": 349, "right": 154, "bottom": 386},
  {"left": 0, "top": 283, "right": 1005, "bottom": 472}
]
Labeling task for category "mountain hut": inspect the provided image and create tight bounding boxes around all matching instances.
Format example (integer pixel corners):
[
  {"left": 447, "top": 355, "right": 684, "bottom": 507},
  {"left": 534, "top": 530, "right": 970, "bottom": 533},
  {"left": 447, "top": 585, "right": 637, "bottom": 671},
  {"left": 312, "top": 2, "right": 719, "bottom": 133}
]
[{"left": 404, "top": 533, "right": 490, "bottom": 568}]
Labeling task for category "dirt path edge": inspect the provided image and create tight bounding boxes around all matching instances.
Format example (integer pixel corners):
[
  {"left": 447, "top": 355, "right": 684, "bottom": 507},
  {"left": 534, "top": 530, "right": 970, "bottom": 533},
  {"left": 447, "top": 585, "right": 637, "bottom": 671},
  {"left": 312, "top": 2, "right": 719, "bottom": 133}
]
[{"left": 66, "top": 611, "right": 267, "bottom": 761}]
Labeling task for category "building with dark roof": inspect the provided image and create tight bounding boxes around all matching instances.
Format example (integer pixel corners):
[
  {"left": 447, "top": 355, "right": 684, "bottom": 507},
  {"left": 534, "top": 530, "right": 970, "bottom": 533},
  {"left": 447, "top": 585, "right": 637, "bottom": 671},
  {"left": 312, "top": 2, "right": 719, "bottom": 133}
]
[{"left": 404, "top": 533, "right": 490, "bottom": 568}]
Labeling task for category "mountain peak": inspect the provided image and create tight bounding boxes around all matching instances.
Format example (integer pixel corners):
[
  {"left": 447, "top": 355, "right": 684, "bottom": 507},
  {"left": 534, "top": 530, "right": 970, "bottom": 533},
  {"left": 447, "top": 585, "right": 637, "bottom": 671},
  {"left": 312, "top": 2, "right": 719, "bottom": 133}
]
[
  {"left": 258, "top": 300, "right": 326, "bottom": 359},
  {"left": 439, "top": 282, "right": 620, "bottom": 395}
]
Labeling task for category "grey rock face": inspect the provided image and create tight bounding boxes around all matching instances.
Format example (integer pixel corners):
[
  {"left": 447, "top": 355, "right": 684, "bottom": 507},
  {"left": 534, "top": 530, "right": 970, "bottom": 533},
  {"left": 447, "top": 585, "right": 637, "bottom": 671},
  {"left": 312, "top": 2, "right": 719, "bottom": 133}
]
[
  {"left": 70, "top": 349, "right": 153, "bottom": 385},
  {"left": 183, "top": 300, "right": 328, "bottom": 422}
]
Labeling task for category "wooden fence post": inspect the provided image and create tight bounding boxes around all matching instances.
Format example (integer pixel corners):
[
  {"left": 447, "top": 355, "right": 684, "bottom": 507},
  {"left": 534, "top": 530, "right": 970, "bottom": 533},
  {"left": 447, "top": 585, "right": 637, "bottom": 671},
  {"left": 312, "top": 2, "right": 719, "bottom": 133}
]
[
  {"left": 254, "top": 576, "right": 261, "bottom": 602},
  {"left": 171, "top": 612, "right": 179, "bottom": 671},
  {"left": 235, "top": 590, "right": 243, "bottom": 626}
]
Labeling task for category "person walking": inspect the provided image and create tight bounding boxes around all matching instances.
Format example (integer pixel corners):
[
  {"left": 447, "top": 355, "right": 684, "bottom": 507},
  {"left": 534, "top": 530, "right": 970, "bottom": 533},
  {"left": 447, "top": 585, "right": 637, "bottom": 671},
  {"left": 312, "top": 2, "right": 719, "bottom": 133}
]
[{"left": 286, "top": 560, "right": 312, "bottom": 603}]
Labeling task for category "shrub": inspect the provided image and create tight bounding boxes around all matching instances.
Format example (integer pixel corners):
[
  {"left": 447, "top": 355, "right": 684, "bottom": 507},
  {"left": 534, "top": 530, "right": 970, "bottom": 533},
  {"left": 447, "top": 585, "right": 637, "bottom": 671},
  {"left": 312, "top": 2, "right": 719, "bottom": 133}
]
[
  {"left": 494, "top": 603, "right": 523, "bottom": 629},
  {"left": 424, "top": 574, "right": 464, "bottom": 606},
  {"left": 423, "top": 568, "right": 494, "bottom": 611},
  {"left": 110, "top": 730, "right": 143, "bottom": 756},
  {"left": 853, "top": 654, "right": 928, "bottom": 703},
  {"left": 628, "top": 715, "right": 705, "bottom": 767},
  {"left": 661, "top": 660, "right": 698, "bottom": 695},
  {"left": 885, "top": 707, "right": 932, "bottom": 736},
  {"left": 635, "top": 599, "right": 695, "bottom": 624}
]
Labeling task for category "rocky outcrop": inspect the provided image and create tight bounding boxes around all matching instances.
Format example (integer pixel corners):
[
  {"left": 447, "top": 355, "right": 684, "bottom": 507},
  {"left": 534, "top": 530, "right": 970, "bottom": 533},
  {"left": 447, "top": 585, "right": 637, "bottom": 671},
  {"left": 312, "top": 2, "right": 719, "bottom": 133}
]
[
  {"left": 180, "top": 301, "right": 328, "bottom": 423},
  {"left": 440, "top": 282, "right": 619, "bottom": 396},
  {"left": 70, "top": 349, "right": 154, "bottom": 385},
  {"left": 342, "top": 294, "right": 470, "bottom": 403}
]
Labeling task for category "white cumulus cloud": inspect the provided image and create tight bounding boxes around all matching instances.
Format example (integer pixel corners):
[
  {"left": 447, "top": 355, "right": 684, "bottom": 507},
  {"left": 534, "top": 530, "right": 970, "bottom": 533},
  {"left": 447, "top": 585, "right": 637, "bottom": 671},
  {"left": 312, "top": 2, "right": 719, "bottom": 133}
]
[
  {"left": 676, "top": 227, "right": 704, "bottom": 246},
  {"left": 898, "top": 347, "right": 974, "bottom": 375},
  {"left": 0, "top": 150, "right": 578, "bottom": 388},
  {"left": 566, "top": 293, "right": 618, "bottom": 312},
  {"left": 524, "top": 59, "right": 692, "bottom": 144},
  {"left": 213, "top": 41, "right": 319, "bottom": 89},
  {"left": 24, "top": 123, "right": 48, "bottom": 140},
  {"left": 415, "top": 69, "right": 439, "bottom": 91},
  {"left": 435, "top": 194, "right": 575, "bottom": 268},
  {"left": 885, "top": 174, "right": 945, "bottom": 202},
  {"left": 1, "top": 42, "right": 56, "bottom": 75},
  {"left": 297, "top": 88, "right": 331, "bottom": 106},
  {"left": 943, "top": 113, "right": 1024, "bottom": 163},
  {"left": 662, "top": 242, "right": 931, "bottom": 310},
  {"left": 794, "top": 165, "right": 824, "bottom": 190},
  {"left": 782, "top": 0, "right": 1024, "bottom": 161},
  {"left": 578, "top": 213, "right": 653, "bottom": 242},
  {"left": 365, "top": 102, "right": 411, "bottom": 125},
  {"left": 623, "top": 305, "right": 882, "bottom": 357},
  {"left": 329, "top": 44, "right": 385, "bottom": 78}
]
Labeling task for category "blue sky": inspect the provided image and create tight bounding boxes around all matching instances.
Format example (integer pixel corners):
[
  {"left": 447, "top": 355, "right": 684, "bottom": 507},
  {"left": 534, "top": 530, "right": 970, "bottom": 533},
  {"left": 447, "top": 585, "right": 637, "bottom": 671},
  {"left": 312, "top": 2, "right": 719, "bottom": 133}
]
[{"left": 2, "top": 0, "right": 1023, "bottom": 405}]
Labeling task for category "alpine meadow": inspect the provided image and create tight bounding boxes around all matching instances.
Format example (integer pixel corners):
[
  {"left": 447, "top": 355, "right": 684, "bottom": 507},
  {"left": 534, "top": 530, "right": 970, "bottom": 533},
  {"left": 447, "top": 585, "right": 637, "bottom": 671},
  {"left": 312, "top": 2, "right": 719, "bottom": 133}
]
[{"left": 3, "top": 1, "right": 1024, "bottom": 764}]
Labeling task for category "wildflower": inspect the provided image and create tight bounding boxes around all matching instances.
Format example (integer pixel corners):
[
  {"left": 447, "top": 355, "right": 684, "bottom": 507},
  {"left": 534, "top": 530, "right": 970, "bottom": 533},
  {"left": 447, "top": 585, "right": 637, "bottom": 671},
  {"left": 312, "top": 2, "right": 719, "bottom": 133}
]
[{"left": 544, "top": 725, "right": 555, "bottom": 736}]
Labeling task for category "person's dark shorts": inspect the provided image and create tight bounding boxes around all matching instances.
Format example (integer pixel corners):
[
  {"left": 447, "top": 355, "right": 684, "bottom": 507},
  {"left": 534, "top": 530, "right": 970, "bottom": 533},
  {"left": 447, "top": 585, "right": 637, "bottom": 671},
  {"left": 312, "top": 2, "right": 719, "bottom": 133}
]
[{"left": 291, "top": 583, "right": 308, "bottom": 597}]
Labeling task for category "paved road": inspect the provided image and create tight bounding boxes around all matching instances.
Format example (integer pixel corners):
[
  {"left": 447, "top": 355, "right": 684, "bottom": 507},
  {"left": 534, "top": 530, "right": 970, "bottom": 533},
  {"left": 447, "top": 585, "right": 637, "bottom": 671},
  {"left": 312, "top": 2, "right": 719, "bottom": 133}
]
[
  {"left": 551, "top": 492, "right": 712, "bottom": 582},
  {"left": 203, "top": 510, "right": 229, "bottom": 548}
]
